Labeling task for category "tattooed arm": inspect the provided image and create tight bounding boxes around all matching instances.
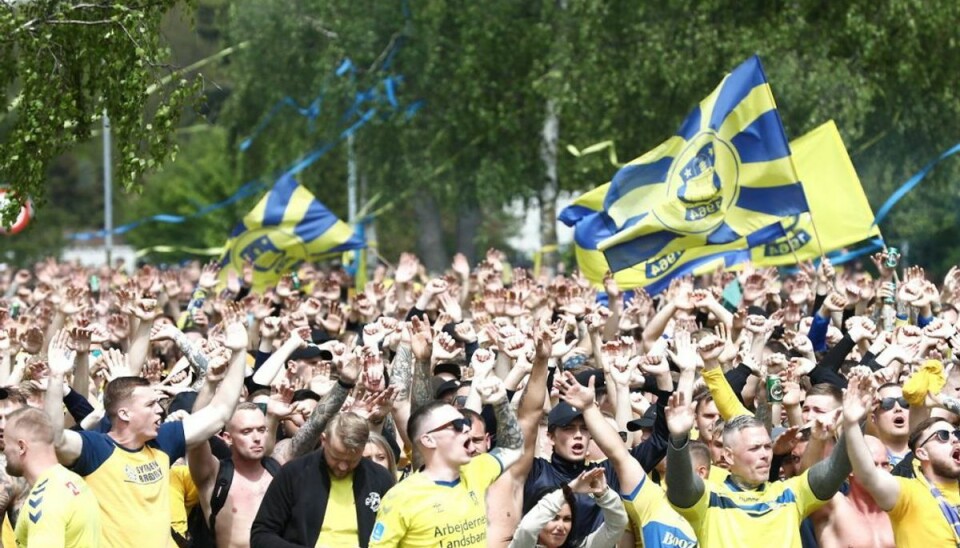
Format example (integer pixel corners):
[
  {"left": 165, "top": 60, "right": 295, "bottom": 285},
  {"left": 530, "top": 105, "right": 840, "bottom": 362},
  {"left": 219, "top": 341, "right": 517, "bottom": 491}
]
[
  {"left": 288, "top": 381, "right": 351, "bottom": 459},
  {"left": 389, "top": 344, "right": 414, "bottom": 448},
  {"left": 287, "top": 348, "right": 360, "bottom": 459},
  {"left": 478, "top": 377, "right": 524, "bottom": 474},
  {"left": 172, "top": 331, "right": 209, "bottom": 373}
]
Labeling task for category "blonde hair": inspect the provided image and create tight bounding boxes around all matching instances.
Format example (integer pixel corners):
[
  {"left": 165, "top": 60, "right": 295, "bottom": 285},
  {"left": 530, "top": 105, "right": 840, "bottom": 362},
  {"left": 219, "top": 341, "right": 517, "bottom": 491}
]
[
  {"left": 365, "top": 432, "right": 397, "bottom": 476},
  {"left": 324, "top": 412, "right": 370, "bottom": 451}
]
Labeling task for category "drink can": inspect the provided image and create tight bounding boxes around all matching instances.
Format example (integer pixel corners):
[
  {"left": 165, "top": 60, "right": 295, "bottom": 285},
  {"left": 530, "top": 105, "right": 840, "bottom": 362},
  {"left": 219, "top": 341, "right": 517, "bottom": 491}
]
[
  {"left": 884, "top": 247, "right": 900, "bottom": 269},
  {"left": 766, "top": 375, "right": 784, "bottom": 403}
]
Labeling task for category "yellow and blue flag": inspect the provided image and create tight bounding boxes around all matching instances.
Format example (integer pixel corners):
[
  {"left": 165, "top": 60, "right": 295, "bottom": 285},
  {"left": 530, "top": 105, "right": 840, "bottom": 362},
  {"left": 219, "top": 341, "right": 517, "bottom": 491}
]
[
  {"left": 598, "top": 55, "right": 807, "bottom": 273},
  {"left": 220, "top": 174, "right": 363, "bottom": 291},
  {"left": 750, "top": 120, "right": 881, "bottom": 265},
  {"left": 561, "top": 120, "right": 881, "bottom": 292}
]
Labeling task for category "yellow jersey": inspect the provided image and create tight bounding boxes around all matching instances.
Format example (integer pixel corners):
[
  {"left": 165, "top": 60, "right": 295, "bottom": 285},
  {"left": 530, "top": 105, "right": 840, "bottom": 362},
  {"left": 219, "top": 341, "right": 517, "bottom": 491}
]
[
  {"left": 888, "top": 476, "right": 960, "bottom": 548},
  {"left": 370, "top": 453, "right": 502, "bottom": 547},
  {"left": 622, "top": 474, "right": 698, "bottom": 547},
  {"left": 316, "top": 472, "right": 359, "bottom": 548},
  {"left": 70, "top": 423, "right": 186, "bottom": 548},
  {"left": 671, "top": 471, "right": 827, "bottom": 548},
  {"left": 14, "top": 464, "right": 101, "bottom": 548}
]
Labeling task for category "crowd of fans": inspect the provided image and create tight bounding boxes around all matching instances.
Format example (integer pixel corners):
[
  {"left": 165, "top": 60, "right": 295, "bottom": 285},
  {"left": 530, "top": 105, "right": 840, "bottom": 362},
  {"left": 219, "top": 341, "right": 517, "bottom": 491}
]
[{"left": 0, "top": 248, "right": 959, "bottom": 547}]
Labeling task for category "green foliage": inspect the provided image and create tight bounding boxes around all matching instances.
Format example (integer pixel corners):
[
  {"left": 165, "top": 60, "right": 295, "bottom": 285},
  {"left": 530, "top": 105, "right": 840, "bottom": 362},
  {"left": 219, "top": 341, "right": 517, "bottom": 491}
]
[
  {"left": 0, "top": 0, "right": 202, "bottom": 225},
  {"left": 120, "top": 126, "right": 258, "bottom": 262}
]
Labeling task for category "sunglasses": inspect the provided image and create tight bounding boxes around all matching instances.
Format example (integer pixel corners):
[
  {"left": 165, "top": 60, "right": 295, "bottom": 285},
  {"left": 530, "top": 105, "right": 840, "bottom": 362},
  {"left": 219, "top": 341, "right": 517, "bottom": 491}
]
[
  {"left": 918, "top": 429, "right": 960, "bottom": 449},
  {"left": 426, "top": 417, "right": 471, "bottom": 435},
  {"left": 878, "top": 397, "right": 910, "bottom": 411}
]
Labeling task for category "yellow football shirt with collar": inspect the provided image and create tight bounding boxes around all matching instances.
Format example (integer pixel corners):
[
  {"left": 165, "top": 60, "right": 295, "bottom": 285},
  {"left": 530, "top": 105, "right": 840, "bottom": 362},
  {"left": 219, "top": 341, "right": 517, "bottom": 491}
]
[
  {"left": 316, "top": 472, "right": 359, "bottom": 548},
  {"left": 888, "top": 476, "right": 960, "bottom": 548},
  {"left": 70, "top": 422, "right": 186, "bottom": 548},
  {"left": 14, "top": 464, "right": 101, "bottom": 548},
  {"left": 671, "top": 470, "right": 827, "bottom": 548},
  {"left": 369, "top": 453, "right": 502, "bottom": 547},
  {"left": 621, "top": 473, "right": 698, "bottom": 548}
]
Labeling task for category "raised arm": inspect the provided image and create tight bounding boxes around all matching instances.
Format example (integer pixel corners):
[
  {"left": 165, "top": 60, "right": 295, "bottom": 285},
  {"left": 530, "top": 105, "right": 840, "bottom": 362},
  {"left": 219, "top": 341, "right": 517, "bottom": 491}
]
[
  {"left": 127, "top": 297, "right": 160, "bottom": 376},
  {"left": 43, "top": 330, "right": 83, "bottom": 465},
  {"left": 479, "top": 377, "right": 524, "bottom": 472},
  {"left": 559, "top": 371, "right": 643, "bottom": 490},
  {"left": 186, "top": 348, "right": 231, "bottom": 491},
  {"left": 287, "top": 346, "right": 358, "bottom": 459},
  {"left": 511, "top": 329, "right": 551, "bottom": 479},
  {"left": 250, "top": 327, "right": 309, "bottom": 387},
  {"left": 841, "top": 376, "right": 900, "bottom": 510},
  {"left": 664, "top": 392, "right": 704, "bottom": 509},
  {"left": 182, "top": 315, "right": 247, "bottom": 447}
]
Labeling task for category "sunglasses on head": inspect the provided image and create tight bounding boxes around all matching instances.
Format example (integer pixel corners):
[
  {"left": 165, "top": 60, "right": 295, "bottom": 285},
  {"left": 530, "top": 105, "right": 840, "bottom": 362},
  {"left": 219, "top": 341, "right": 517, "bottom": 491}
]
[
  {"left": 878, "top": 397, "right": 910, "bottom": 411},
  {"left": 918, "top": 429, "right": 960, "bottom": 449},
  {"left": 426, "top": 417, "right": 471, "bottom": 435}
]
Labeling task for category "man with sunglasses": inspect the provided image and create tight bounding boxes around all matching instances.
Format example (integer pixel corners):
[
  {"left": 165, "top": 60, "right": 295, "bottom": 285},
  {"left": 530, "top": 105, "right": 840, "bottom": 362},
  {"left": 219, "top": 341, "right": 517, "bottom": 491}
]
[
  {"left": 369, "top": 376, "right": 523, "bottom": 547},
  {"left": 873, "top": 383, "right": 912, "bottom": 467},
  {"left": 845, "top": 379, "right": 959, "bottom": 548}
]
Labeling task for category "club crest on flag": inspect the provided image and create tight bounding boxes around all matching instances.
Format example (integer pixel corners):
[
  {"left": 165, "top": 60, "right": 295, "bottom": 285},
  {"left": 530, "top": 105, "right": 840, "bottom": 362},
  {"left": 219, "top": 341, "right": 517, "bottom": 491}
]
[
  {"left": 229, "top": 229, "right": 309, "bottom": 275},
  {"left": 665, "top": 136, "right": 739, "bottom": 232}
]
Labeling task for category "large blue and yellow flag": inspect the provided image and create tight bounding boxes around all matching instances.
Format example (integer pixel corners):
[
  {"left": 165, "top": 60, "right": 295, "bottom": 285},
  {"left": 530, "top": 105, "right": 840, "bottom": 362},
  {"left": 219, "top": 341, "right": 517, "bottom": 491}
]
[
  {"left": 220, "top": 174, "right": 363, "bottom": 291},
  {"left": 561, "top": 120, "right": 881, "bottom": 292},
  {"left": 750, "top": 120, "right": 881, "bottom": 265},
  {"left": 598, "top": 55, "right": 808, "bottom": 273}
]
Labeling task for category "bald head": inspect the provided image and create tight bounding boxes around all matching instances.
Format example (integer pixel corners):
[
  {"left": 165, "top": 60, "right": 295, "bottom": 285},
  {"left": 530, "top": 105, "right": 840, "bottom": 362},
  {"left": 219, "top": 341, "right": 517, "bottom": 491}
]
[{"left": 864, "top": 435, "right": 891, "bottom": 470}]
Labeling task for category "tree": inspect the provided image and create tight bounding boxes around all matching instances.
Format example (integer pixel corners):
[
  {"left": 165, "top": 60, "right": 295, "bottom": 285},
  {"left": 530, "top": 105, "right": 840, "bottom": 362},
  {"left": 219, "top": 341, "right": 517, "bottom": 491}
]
[{"left": 0, "top": 0, "right": 202, "bottom": 225}]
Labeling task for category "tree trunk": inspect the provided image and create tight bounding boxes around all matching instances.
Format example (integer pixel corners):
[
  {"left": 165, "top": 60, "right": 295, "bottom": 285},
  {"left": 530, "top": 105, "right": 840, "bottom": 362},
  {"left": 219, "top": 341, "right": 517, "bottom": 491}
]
[
  {"left": 456, "top": 200, "right": 481, "bottom": 265},
  {"left": 413, "top": 188, "right": 449, "bottom": 273},
  {"left": 539, "top": 97, "right": 560, "bottom": 276}
]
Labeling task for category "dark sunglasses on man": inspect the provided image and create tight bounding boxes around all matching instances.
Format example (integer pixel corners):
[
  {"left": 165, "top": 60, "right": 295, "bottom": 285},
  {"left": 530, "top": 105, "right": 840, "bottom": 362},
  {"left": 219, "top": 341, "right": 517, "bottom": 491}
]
[
  {"left": 426, "top": 417, "right": 471, "bottom": 435},
  {"left": 878, "top": 397, "right": 910, "bottom": 411},
  {"left": 917, "top": 429, "right": 960, "bottom": 449}
]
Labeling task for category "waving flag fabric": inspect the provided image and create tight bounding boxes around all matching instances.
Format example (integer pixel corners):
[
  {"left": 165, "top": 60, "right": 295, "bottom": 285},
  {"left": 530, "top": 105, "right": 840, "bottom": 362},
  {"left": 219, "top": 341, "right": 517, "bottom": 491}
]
[
  {"left": 599, "top": 55, "right": 808, "bottom": 273},
  {"left": 220, "top": 174, "right": 363, "bottom": 291}
]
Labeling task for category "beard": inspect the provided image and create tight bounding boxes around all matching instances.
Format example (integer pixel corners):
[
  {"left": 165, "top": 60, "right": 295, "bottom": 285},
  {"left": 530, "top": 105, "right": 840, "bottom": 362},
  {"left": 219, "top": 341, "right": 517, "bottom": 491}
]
[{"left": 930, "top": 456, "right": 960, "bottom": 480}]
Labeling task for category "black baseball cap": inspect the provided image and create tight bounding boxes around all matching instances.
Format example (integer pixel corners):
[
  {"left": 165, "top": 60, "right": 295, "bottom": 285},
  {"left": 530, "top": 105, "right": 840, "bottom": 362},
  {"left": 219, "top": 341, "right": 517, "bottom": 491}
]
[
  {"left": 548, "top": 401, "right": 585, "bottom": 428},
  {"left": 434, "top": 379, "right": 462, "bottom": 400},
  {"left": 289, "top": 345, "right": 333, "bottom": 361},
  {"left": 626, "top": 406, "right": 657, "bottom": 432},
  {"left": 433, "top": 362, "right": 462, "bottom": 380}
]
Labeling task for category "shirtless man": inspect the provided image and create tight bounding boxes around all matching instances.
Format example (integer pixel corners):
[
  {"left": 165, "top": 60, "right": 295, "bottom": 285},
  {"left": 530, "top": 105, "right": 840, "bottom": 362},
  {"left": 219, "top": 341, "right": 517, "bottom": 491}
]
[
  {"left": 811, "top": 434, "right": 895, "bottom": 548},
  {"left": 188, "top": 402, "right": 283, "bottom": 548}
]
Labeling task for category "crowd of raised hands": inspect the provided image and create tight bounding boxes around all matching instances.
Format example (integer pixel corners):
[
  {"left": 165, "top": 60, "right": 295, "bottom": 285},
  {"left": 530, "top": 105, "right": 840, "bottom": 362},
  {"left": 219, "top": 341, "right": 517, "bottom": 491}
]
[
  {"left": 1, "top": 249, "right": 959, "bottom": 451},
  {"left": 4, "top": 246, "right": 960, "bottom": 546}
]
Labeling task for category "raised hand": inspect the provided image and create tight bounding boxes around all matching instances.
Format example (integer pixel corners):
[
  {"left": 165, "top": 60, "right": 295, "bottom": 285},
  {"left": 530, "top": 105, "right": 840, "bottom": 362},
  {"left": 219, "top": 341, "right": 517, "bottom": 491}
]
[
  {"left": 842, "top": 373, "right": 874, "bottom": 425},
  {"left": 203, "top": 347, "right": 231, "bottom": 383},
  {"left": 150, "top": 322, "right": 182, "bottom": 342},
  {"left": 47, "top": 329, "right": 77, "bottom": 376},
  {"left": 361, "top": 349, "right": 386, "bottom": 392},
  {"left": 470, "top": 348, "right": 496, "bottom": 381},
  {"left": 409, "top": 317, "right": 433, "bottom": 362},
  {"left": 665, "top": 391, "right": 696, "bottom": 438},
  {"left": 668, "top": 329, "right": 699, "bottom": 372},
  {"left": 19, "top": 326, "right": 44, "bottom": 355},
  {"left": 476, "top": 376, "right": 508, "bottom": 405},
  {"left": 556, "top": 370, "right": 596, "bottom": 409},
  {"left": 132, "top": 298, "right": 160, "bottom": 321},
  {"left": 223, "top": 311, "right": 248, "bottom": 351},
  {"left": 569, "top": 468, "right": 607, "bottom": 496},
  {"left": 267, "top": 379, "right": 295, "bottom": 418}
]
